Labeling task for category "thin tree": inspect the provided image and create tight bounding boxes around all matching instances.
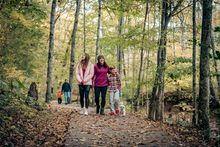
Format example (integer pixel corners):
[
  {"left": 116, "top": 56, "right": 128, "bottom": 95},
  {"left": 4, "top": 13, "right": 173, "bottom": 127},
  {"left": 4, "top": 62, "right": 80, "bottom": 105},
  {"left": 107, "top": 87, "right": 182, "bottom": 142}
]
[
  {"left": 46, "top": 0, "right": 57, "bottom": 103},
  {"left": 192, "top": 0, "right": 197, "bottom": 126},
  {"left": 83, "top": 0, "right": 86, "bottom": 52},
  {"left": 95, "top": 0, "right": 101, "bottom": 59},
  {"left": 198, "top": 0, "right": 212, "bottom": 140},
  {"left": 69, "top": 0, "right": 81, "bottom": 99},
  {"left": 117, "top": 0, "right": 124, "bottom": 75},
  {"left": 135, "top": 0, "right": 149, "bottom": 110}
]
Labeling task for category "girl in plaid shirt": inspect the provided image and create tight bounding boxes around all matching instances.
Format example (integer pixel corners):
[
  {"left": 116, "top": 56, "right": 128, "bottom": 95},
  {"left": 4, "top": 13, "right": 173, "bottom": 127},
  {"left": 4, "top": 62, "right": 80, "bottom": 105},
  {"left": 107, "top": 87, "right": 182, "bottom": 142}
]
[{"left": 108, "top": 66, "right": 121, "bottom": 115}]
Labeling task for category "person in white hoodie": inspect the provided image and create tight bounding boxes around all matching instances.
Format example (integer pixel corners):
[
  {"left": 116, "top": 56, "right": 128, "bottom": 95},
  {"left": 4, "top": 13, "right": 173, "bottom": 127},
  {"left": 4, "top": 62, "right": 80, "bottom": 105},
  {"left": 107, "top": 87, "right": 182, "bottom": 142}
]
[{"left": 76, "top": 53, "right": 94, "bottom": 115}]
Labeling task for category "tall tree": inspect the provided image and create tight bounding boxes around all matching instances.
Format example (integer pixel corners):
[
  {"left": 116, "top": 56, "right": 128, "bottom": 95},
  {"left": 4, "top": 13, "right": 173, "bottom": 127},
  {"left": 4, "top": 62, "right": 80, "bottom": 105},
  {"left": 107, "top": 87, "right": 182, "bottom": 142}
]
[
  {"left": 95, "top": 0, "right": 101, "bottom": 59},
  {"left": 135, "top": 0, "right": 149, "bottom": 110},
  {"left": 45, "top": 0, "right": 57, "bottom": 103},
  {"left": 149, "top": 0, "right": 184, "bottom": 121},
  {"left": 192, "top": 0, "right": 197, "bottom": 126},
  {"left": 198, "top": 0, "right": 212, "bottom": 140},
  {"left": 69, "top": 0, "right": 81, "bottom": 99},
  {"left": 83, "top": 0, "right": 86, "bottom": 52},
  {"left": 117, "top": 0, "right": 124, "bottom": 75}
]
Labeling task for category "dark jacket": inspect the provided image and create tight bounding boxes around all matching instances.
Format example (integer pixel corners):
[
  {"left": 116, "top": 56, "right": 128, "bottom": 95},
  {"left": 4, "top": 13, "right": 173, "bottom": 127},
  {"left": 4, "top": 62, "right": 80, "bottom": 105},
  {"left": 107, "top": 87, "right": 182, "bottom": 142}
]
[{"left": 62, "top": 82, "right": 71, "bottom": 92}]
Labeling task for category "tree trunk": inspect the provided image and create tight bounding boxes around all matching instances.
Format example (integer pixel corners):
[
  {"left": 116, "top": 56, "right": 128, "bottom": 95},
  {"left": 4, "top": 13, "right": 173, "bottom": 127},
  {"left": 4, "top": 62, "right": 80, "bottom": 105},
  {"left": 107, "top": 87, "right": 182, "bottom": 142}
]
[
  {"left": 117, "top": 0, "right": 124, "bottom": 75},
  {"left": 69, "top": 0, "right": 81, "bottom": 102},
  {"left": 172, "top": 20, "right": 176, "bottom": 57},
  {"left": 192, "top": 0, "right": 198, "bottom": 126},
  {"left": 145, "top": 7, "right": 150, "bottom": 113},
  {"left": 198, "top": 0, "right": 212, "bottom": 140},
  {"left": 122, "top": 50, "right": 126, "bottom": 77},
  {"left": 95, "top": 0, "right": 101, "bottom": 59},
  {"left": 180, "top": 17, "right": 187, "bottom": 51},
  {"left": 83, "top": 0, "right": 86, "bottom": 52},
  {"left": 149, "top": 0, "right": 169, "bottom": 121},
  {"left": 149, "top": 0, "right": 184, "bottom": 121},
  {"left": 135, "top": 0, "right": 149, "bottom": 110},
  {"left": 211, "top": 32, "right": 220, "bottom": 99},
  {"left": 46, "top": 0, "right": 57, "bottom": 103}
]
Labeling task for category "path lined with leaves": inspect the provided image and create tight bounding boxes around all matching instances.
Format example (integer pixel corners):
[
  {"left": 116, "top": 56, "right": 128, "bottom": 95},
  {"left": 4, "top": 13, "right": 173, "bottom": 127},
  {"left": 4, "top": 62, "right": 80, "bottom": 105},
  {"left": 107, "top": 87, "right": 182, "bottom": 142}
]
[
  {"left": 61, "top": 102, "right": 208, "bottom": 146},
  {"left": 65, "top": 112, "right": 174, "bottom": 146}
]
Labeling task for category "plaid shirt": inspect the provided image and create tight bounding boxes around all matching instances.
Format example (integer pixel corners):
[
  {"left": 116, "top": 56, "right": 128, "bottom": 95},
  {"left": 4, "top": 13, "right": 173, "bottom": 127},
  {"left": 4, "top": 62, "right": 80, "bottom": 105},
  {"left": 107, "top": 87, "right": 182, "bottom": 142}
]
[{"left": 108, "top": 73, "right": 121, "bottom": 92}]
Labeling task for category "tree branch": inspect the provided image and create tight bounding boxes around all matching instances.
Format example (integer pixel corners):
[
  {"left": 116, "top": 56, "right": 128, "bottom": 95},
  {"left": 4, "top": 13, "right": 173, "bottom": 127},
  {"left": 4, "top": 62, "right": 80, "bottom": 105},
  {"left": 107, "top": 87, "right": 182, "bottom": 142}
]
[
  {"left": 168, "top": 0, "right": 184, "bottom": 18},
  {"left": 171, "top": 2, "right": 192, "bottom": 17}
]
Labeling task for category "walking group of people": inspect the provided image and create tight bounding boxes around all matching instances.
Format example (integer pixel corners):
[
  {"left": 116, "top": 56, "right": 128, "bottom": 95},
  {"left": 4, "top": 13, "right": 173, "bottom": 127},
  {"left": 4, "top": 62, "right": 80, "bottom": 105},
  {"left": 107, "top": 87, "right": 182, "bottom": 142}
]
[{"left": 57, "top": 54, "right": 122, "bottom": 116}]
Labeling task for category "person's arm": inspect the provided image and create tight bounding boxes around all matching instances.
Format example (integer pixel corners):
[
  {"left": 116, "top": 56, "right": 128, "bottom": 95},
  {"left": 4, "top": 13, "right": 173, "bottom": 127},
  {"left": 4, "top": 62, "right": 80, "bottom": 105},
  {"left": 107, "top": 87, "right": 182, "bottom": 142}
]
[
  {"left": 117, "top": 73, "right": 121, "bottom": 90},
  {"left": 76, "top": 64, "right": 83, "bottom": 83},
  {"left": 92, "top": 65, "right": 97, "bottom": 87},
  {"left": 84, "top": 64, "right": 94, "bottom": 83},
  {"left": 68, "top": 83, "right": 71, "bottom": 92}
]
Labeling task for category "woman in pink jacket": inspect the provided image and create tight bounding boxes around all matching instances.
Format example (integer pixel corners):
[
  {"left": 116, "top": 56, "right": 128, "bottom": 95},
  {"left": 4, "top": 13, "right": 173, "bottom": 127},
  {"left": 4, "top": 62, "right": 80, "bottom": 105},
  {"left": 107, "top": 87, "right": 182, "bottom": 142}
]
[{"left": 76, "top": 53, "right": 94, "bottom": 115}]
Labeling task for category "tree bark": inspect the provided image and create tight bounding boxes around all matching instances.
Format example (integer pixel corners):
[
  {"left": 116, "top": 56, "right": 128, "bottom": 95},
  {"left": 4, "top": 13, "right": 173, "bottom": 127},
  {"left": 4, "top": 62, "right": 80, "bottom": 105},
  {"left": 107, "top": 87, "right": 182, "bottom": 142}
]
[
  {"left": 192, "top": 0, "right": 198, "bottom": 126},
  {"left": 117, "top": 0, "right": 124, "bottom": 75},
  {"left": 69, "top": 0, "right": 81, "bottom": 101},
  {"left": 95, "top": 0, "right": 101, "bottom": 59},
  {"left": 149, "top": 0, "right": 184, "bottom": 121},
  {"left": 149, "top": 0, "right": 169, "bottom": 121},
  {"left": 135, "top": 0, "right": 149, "bottom": 110},
  {"left": 83, "top": 0, "right": 86, "bottom": 53},
  {"left": 46, "top": 0, "right": 57, "bottom": 103},
  {"left": 198, "top": 0, "right": 212, "bottom": 140},
  {"left": 172, "top": 20, "right": 176, "bottom": 57}
]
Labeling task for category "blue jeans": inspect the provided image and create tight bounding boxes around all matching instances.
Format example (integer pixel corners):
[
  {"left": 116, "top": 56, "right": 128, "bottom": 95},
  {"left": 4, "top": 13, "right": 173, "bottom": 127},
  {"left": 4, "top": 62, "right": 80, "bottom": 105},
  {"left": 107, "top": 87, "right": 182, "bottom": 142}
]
[
  {"left": 64, "top": 92, "right": 70, "bottom": 104},
  {"left": 109, "top": 89, "right": 120, "bottom": 112}
]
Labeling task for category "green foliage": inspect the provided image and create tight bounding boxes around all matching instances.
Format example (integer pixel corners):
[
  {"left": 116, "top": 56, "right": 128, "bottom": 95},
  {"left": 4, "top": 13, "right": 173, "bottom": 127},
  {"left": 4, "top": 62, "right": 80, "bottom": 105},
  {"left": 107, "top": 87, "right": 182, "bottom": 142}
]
[
  {"left": 166, "top": 63, "right": 192, "bottom": 80},
  {"left": 172, "top": 57, "right": 192, "bottom": 64},
  {"left": 0, "top": 1, "right": 47, "bottom": 77}
]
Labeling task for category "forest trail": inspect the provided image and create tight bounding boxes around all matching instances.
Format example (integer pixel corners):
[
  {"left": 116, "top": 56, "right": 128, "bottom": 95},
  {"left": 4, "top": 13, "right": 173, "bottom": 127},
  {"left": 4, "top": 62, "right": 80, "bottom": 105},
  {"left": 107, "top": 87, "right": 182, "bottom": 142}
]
[
  {"left": 48, "top": 101, "right": 205, "bottom": 147},
  {"left": 65, "top": 111, "right": 175, "bottom": 146}
]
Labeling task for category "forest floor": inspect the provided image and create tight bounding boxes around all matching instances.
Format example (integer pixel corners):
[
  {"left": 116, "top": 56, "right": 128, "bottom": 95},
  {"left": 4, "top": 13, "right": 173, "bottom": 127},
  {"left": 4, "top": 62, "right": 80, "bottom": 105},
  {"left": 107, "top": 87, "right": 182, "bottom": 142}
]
[
  {"left": 1, "top": 100, "right": 217, "bottom": 147},
  {"left": 56, "top": 101, "right": 210, "bottom": 147}
]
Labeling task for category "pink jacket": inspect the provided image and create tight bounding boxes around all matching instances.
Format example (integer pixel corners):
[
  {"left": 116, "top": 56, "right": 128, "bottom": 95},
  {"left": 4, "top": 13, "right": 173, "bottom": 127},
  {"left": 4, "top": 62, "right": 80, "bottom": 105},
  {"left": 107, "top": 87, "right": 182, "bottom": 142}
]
[{"left": 76, "top": 62, "right": 94, "bottom": 85}]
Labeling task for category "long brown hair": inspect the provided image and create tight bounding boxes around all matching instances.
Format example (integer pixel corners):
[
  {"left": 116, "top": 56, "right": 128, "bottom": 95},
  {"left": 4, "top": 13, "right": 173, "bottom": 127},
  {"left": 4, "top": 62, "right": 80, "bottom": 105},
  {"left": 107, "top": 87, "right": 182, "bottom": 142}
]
[
  {"left": 97, "top": 55, "right": 108, "bottom": 69},
  {"left": 80, "top": 53, "right": 90, "bottom": 69}
]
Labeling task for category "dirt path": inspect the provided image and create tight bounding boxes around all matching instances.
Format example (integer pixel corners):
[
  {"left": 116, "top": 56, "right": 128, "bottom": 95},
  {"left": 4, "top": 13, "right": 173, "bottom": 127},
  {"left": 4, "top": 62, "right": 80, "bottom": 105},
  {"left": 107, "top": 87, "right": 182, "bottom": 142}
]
[
  {"left": 48, "top": 101, "right": 210, "bottom": 146},
  {"left": 61, "top": 103, "right": 177, "bottom": 146}
]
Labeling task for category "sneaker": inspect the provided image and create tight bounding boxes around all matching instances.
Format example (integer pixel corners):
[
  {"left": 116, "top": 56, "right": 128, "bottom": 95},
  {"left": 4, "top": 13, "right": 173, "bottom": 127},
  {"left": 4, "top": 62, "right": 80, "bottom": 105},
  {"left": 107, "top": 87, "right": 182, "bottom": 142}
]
[
  {"left": 84, "top": 109, "right": 88, "bottom": 115},
  {"left": 80, "top": 108, "right": 84, "bottom": 115}
]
